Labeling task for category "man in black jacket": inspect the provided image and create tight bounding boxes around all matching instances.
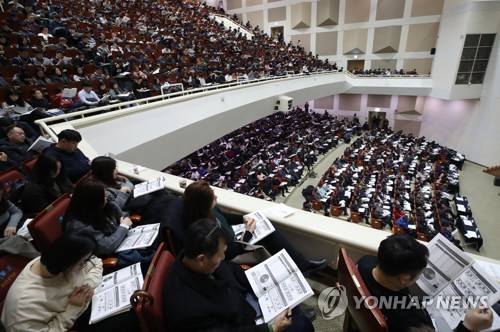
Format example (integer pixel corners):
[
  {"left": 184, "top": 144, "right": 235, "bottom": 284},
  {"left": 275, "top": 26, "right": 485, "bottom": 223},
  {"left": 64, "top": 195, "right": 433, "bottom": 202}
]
[
  {"left": 357, "top": 234, "right": 492, "bottom": 332},
  {"left": 163, "top": 218, "right": 314, "bottom": 332}
]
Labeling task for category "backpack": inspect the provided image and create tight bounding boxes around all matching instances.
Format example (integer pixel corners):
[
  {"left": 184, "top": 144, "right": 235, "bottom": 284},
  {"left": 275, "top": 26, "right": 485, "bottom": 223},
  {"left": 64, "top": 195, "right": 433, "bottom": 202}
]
[{"left": 302, "top": 185, "right": 314, "bottom": 200}]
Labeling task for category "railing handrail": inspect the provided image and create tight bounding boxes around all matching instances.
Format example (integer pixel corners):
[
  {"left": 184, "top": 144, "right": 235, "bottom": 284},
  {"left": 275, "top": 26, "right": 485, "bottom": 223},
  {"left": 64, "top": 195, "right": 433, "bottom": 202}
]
[{"left": 35, "top": 70, "right": 339, "bottom": 137}]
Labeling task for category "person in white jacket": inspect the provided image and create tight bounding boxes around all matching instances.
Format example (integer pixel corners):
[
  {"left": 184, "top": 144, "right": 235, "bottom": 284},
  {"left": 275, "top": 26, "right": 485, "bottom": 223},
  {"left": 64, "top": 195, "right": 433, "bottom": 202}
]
[{"left": 1, "top": 232, "right": 103, "bottom": 331}]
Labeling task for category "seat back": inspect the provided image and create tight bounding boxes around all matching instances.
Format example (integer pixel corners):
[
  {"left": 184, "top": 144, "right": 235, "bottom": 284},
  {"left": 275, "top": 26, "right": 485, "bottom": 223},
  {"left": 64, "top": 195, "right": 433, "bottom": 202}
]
[
  {"left": 131, "top": 243, "right": 175, "bottom": 332},
  {"left": 338, "top": 248, "right": 388, "bottom": 332},
  {"left": 350, "top": 212, "right": 361, "bottom": 223},
  {"left": 417, "top": 232, "right": 429, "bottom": 242},
  {"left": 331, "top": 205, "right": 342, "bottom": 217},
  {"left": 27, "top": 193, "right": 72, "bottom": 251},
  {"left": 0, "top": 169, "right": 25, "bottom": 195},
  {"left": 312, "top": 200, "right": 322, "bottom": 211},
  {"left": 392, "top": 225, "right": 405, "bottom": 234},
  {"left": 371, "top": 218, "right": 383, "bottom": 229},
  {"left": 0, "top": 254, "right": 32, "bottom": 313},
  {"left": 21, "top": 155, "right": 39, "bottom": 176},
  {"left": 164, "top": 228, "right": 183, "bottom": 257}
]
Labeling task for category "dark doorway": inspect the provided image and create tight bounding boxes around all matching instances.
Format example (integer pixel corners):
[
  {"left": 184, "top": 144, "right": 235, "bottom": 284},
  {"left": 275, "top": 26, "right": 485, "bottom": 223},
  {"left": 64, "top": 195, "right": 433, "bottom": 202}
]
[
  {"left": 347, "top": 60, "right": 365, "bottom": 73},
  {"left": 271, "top": 26, "right": 284, "bottom": 41},
  {"left": 368, "top": 111, "right": 386, "bottom": 129}
]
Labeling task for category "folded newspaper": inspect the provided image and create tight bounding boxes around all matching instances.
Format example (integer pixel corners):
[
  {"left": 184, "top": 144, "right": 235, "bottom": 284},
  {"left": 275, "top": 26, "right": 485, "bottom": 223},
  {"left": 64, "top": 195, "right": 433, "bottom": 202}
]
[
  {"left": 245, "top": 249, "right": 313, "bottom": 323},
  {"left": 115, "top": 223, "right": 160, "bottom": 253},
  {"left": 89, "top": 263, "right": 143, "bottom": 324}
]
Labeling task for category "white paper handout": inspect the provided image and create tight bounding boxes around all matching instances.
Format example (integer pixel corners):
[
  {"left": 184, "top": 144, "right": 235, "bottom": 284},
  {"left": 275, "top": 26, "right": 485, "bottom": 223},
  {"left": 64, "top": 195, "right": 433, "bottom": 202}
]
[
  {"left": 262, "top": 203, "right": 296, "bottom": 218},
  {"left": 90, "top": 263, "right": 143, "bottom": 324},
  {"left": 133, "top": 177, "right": 164, "bottom": 198},
  {"left": 115, "top": 223, "right": 160, "bottom": 252},
  {"left": 417, "top": 234, "right": 500, "bottom": 330},
  {"left": 245, "top": 249, "right": 314, "bottom": 323},
  {"left": 244, "top": 211, "right": 276, "bottom": 245}
]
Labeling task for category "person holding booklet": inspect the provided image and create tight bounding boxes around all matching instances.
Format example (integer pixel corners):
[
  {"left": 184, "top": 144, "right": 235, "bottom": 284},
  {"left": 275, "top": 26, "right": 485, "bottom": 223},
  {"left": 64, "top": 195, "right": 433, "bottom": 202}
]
[
  {"left": 1, "top": 231, "right": 140, "bottom": 331},
  {"left": 163, "top": 218, "right": 315, "bottom": 332},
  {"left": 62, "top": 180, "right": 131, "bottom": 255},
  {"left": 62, "top": 180, "right": 156, "bottom": 268},
  {"left": 182, "top": 180, "right": 327, "bottom": 276},
  {"left": 91, "top": 156, "right": 169, "bottom": 224},
  {"left": 357, "top": 234, "right": 493, "bottom": 332}
]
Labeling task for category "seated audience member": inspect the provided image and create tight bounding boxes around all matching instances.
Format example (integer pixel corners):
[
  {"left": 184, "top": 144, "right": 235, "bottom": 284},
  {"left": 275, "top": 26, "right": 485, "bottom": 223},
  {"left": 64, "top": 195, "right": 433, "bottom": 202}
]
[
  {"left": 0, "top": 231, "right": 140, "bottom": 331},
  {"left": 95, "top": 81, "right": 110, "bottom": 100},
  {"left": 73, "top": 66, "right": 89, "bottom": 81},
  {"left": 21, "top": 154, "right": 73, "bottom": 215},
  {"left": 44, "top": 129, "right": 90, "bottom": 183},
  {"left": 51, "top": 67, "right": 70, "bottom": 84},
  {"left": 28, "top": 88, "right": 65, "bottom": 118},
  {"left": 1, "top": 89, "right": 33, "bottom": 119},
  {"left": 108, "top": 80, "right": 135, "bottom": 105},
  {"left": 0, "top": 116, "right": 39, "bottom": 141},
  {"left": 357, "top": 234, "right": 493, "bottom": 332},
  {"left": 34, "top": 68, "right": 53, "bottom": 87},
  {"left": 78, "top": 80, "right": 108, "bottom": 108},
  {"left": 62, "top": 180, "right": 132, "bottom": 256},
  {"left": 163, "top": 218, "right": 315, "bottom": 332},
  {"left": 0, "top": 126, "right": 37, "bottom": 168},
  {"left": 29, "top": 88, "right": 52, "bottom": 110},
  {"left": 91, "top": 156, "right": 169, "bottom": 224},
  {"left": 182, "top": 180, "right": 327, "bottom": 276},
  {"left": 0, "top": 182, "right": 23, "bottom": 237}
]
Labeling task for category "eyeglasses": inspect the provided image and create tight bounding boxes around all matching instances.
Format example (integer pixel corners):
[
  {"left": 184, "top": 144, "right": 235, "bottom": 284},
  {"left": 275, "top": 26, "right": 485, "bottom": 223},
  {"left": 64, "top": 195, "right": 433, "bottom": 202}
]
[
  {"left": 79, "top": 255, "right": 96, "bottom": 270},
  {"left": 205, "top": 219, "right": 222, "bottom": 240}
]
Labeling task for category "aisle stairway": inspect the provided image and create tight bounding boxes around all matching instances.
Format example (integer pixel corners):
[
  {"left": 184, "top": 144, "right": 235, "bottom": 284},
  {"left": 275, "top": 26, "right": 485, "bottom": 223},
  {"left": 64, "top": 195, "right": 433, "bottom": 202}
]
[{"left": 482, "top": 165, "right": 500, "bottom": 176}]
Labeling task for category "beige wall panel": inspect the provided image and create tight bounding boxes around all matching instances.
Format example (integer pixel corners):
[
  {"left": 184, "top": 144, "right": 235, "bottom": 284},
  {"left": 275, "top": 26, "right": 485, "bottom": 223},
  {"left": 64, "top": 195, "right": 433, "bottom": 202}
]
[
  {"left": 394, "top": 120, "right": 421, "bottom": 136},
  {"left": 411, "top": 0, "right": 444, "bottom": 17},
  {"left": 226, "top": 0, "right": 242, "bottom": 10},
  {"left": 247, "top": 11, "right": 264, "bottom": 30},
  {"left": 316, "top": 0, "right": 339, "bottom": 27},
  {"left": 376, "top": 0, "right": 405, "bottom": 21},
  {"left": 246, "top": 0, "right": 262, "bottom": 7},
  {"left": 291, "top": 34, "right": 311, "bottom": 53},
  {"left": 268, "top": 7, "right": 286, "bottom": 22},
  {"left": 373, "top": 26, "right": 401, "bottom": 53},
  {"left": 343, "top": 29, "right": 368, "bottom": 54},
  {"left": 406, "top": 23, "right": 439, "bottom": 52},
  {"left": 367, "top": 95, "right": 391, "bottom": 108},
  {"left": 291, "top": 3, "right": 311, "bottom": 29},
  {"left": 371, "top": 59, "right": 397, "bottom": 70},
  {"left": 315, "top": 96, "right": 334, "bottom": 109},
  {"left": 397, "top": 96, "right": 417, "bottom": 112},
  {"left": 339, "top": 94, "right": 362, "bottom": 111},
  {"left": 345, "top": 0, "right": 370, "bottom": 24},
  {"left": 268, "top": 0, "right": 281, "bottom": 4},
  {"left": 316, "top": 31, "right": 337, "bottom": 55},
  {"left": 403, "top": 58, "right": 433, "bottom": 75}
]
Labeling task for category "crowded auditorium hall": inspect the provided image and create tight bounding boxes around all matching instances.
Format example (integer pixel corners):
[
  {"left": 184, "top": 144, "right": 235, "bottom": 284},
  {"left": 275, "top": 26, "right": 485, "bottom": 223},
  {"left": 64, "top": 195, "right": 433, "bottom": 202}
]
[{"left": 0, "top": 0, "right": 499, "bottom": 330}]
